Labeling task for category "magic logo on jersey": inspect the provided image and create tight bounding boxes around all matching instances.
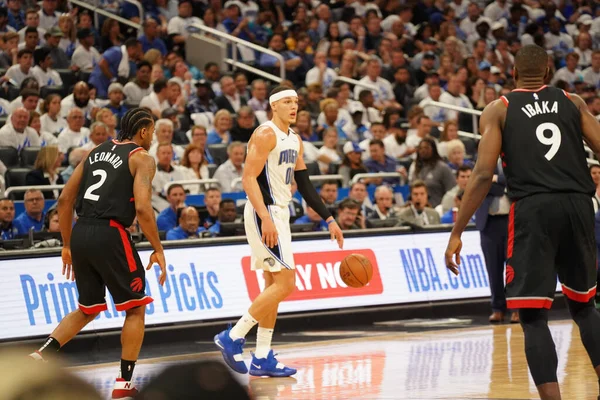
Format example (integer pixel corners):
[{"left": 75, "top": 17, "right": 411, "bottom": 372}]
[{"left": 278, "top": 149, "right": 298, "bottom": 165}]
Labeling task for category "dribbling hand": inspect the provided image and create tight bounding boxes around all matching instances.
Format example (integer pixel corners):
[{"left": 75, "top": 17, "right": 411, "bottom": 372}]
[
  {"left": 328, "top": 221, "right": 344, "bottom": 249},
  {"left": 444, "top": 234, "right": 463, "bottom": 276},
  {"left": 261, "top": 218, "right": 278, "bottom": 248},
  {"left": 61, "top": 247, "right": 75, "bottom": 281},
  {"left": 148, "top": 251, "right": 167, "bottom": 285}
]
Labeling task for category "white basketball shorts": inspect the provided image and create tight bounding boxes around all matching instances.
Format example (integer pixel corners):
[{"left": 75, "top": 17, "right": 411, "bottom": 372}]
[{"left": 244, "top": 201, "right": 295, "bottom": 272}]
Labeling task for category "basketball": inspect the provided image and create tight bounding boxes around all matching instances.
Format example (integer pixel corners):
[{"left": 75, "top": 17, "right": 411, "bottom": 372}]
[{"left": 339, "top": 254, "right": 373, "bottom": 288}]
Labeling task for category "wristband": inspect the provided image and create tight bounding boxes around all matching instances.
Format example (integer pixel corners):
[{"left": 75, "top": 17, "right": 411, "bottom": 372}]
[{"left": 327, "top": 219, "right": 335, "bottom": 225}]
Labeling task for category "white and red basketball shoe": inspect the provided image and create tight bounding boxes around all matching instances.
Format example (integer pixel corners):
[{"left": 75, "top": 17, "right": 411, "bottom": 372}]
[{"left": 111, "top": 378, "right": 138, "bottom": 399}]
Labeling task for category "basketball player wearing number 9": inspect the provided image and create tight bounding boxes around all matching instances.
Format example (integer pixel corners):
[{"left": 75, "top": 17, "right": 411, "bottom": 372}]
[{"left": 536, "top": 122, "right": 561, "bottom": 161}]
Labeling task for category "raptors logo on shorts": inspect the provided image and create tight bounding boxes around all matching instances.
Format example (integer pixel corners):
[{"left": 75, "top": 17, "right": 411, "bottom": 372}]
[{"left": 130, "top": 277, "right": 143, "bottom": 293}]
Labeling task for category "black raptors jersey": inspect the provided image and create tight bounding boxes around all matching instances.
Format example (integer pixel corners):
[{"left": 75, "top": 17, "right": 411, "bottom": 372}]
[
  {"left": 76, "top": 140, "right": 142, "bottom": 227},
  {"left": 500, "top": 86, "right": 594, "bottom": 200}
]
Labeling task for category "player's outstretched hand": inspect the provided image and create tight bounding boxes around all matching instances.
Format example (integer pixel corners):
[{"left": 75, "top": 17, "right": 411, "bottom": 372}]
[
  {"left": 61, "top": 247, "right": 75, "bottom": 281},
  {"left": 261, "top": 218, "right": 278, "bottom": 248},
  {"left": 445, "top": 234, "right": 462, "bottom": 276},
  {"left": 148, "top": 251, "right": 167, "bottom": 286},
  {"left": 329, "top": 221, "right": 344, "bottom": 249}
]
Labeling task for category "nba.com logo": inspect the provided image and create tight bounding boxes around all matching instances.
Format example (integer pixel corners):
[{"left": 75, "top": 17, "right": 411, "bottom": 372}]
[{"left": 241, "top": 249, "right": 384, "bottom": 301}]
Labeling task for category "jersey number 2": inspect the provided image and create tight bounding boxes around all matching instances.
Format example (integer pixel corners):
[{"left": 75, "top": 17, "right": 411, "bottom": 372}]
[
  {"left": 536, "top": 122, "right": 561, "bottom": 161},
  {"left": 83, "top": 170, "right": 107, "bottom": 201}
]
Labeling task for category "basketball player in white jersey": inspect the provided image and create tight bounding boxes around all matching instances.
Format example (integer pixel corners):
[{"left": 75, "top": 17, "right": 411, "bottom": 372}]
[{"left": 215, "top": 86, "right": 344, "bottom": 377}]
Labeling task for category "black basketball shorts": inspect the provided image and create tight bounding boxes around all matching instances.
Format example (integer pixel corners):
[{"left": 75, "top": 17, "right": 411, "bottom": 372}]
[
  {"left": 506, "top": 193, "right": 597, "bottom": 309},
  {"left": 71, "top": 217, "right": 153, "bottom": 314}
]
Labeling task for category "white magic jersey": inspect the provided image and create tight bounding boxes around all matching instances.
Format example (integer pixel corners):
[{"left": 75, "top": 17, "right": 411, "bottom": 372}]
[{"left": 256, "top": 120, "right": 300, "bottom": 207}]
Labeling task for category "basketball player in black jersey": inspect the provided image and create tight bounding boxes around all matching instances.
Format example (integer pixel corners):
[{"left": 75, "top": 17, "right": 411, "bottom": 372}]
[
  {"left": 29, "top": 108, "right": 167, "bottom": 399},
  {"left": 445, "top": 44, "right": 600, "bottom": 400}
]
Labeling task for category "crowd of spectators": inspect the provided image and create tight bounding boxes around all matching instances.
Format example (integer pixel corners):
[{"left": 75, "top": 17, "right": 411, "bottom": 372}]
[{"left": 0, "top": 0, "right": 597, "bottom": 244}]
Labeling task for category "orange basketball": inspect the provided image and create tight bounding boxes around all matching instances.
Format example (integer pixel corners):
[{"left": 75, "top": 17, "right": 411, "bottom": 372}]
[{"left": 339, "top": 254, "right": 373, "bottom": 288}]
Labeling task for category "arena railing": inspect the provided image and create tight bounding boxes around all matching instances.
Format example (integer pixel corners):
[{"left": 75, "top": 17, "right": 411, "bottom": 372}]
[
  {"left": 334, "top": 76, "right": 382, "bottom": 98},
  {"left": 229, "top": 174, "right": 345, "bottom": 192},
  {"left": 5, "top": 185, "right": 65, "bottom": 198},
  {"left": 70, "top": 0, "right": 142, "bottom": 33},
  {"left": 191, "top": 24, "right": 285, "bottom": 84},
  {"left": 164, "top": 179, "right": 221, "bottom": 193},
  {"left": 350, "top": 172, "right": 405, "bottom": 185},
  {"left": 420, "top": 99, "right": 599, "bottom": 166}
]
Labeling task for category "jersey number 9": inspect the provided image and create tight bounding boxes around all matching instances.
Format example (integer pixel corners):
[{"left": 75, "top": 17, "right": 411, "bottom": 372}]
[{"left": 536, "top": 122, "right": 562, "bottom": 161}]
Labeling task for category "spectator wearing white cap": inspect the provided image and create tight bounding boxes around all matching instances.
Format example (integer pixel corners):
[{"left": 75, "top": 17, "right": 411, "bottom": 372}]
[
  {"left": 583, "top": 50, "right": 600, "bottom": 89},
  {"left": 31, "top": 47, "right": 62, "bottom": 88},
  {"left": 305, "top": 51, "right": 338, "bottom": 91}
]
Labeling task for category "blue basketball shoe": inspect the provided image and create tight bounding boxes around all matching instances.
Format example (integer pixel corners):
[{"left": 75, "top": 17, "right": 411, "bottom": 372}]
[
  {"left": 214, "top": 328, "right": 248, "bottom": 374},
  {"left": 249, "top": 350, "right": 297, "bottom": 377}
]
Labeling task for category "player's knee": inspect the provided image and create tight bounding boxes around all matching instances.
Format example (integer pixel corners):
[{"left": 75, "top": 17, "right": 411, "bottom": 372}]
[
  {"left": 125, "top": 305, "right": 146, "bottom": 318},
  {"left": 279, "top": 270, "right": 296, "bottom": 297},
  {"left": 519, "top": 308, "right": 548, "bottom": 327},
  {"left": 78, "top": 309, "right": 99, "bottom": 323},
  {"left": 566, "top": 297, "right": 594, "bottom": 323}
]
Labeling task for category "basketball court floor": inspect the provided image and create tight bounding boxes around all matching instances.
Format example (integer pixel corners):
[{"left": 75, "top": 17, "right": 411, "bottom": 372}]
[{"left": 70, "top": 317, "right": 599, "bottom": 399}]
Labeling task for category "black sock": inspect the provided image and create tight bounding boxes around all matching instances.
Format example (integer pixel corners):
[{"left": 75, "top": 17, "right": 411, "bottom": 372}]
[
  {"left": 39, "top": 337, "right": 61, "bottom": 353},
  {"left": 120, "top": 359, "right": 136, "bottom": 381}
]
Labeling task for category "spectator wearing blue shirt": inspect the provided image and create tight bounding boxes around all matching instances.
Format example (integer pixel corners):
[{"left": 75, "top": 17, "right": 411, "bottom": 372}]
[
  {"left": 0, "top": 198, "right": 18, "bottom": 239},
  {"left": 364, "top": 139, "right": 400, "bottom": 185},
  {"left": 207, "top": 198, "right": 239, "bottom": 237},
  {"left": 293, "top": 206, "right": 329, "bottom": 232},
  {"left": 157, "top": 184, "right": 186, "bottom": 232},
  {"left": 166, "top": 206, "right": 206, "bottom": 240},
  {"left": 258, "top": 34, "right": 303, "bottom": 85},
  {"left": 440, "top": 190, "right": 474, "bottom": 224},
  {"left": 139, "top": 18, "right": 167, "bottom": 56},
  {"left": 206, "top": 109, "right": 232, "bottom": 145},
  {"left": 13, "top": 189, "right": 45, "bottom": 235},
  {"left": 89, "top": 38, "right": 142, "bottom": 98},
  {"left": 105, "top": 82, "right": 128, "bottom": 121},
  {"left": 7, "top": 0, "right": 24, "bottom": 31}
]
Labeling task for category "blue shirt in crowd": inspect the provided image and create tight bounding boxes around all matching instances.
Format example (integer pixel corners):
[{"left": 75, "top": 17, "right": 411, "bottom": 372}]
[
  {"left": 13, "top": 212, "right": 45, "bottom": 235},
  {"left": 157, "top": 207, "right": 178, "bottom": 232},
  {"left": 166, "top": 226, "right": 206, "bottom": 240},
  {"left": 294, "top": 215, "right": 329, "bottom": 231},
  {"left": 0, "top": 223, "right": 19, "bottom": 240}
]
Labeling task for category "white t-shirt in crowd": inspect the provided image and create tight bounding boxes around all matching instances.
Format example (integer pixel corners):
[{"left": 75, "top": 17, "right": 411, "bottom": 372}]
[
  {"left": 40, "top": 113, "right": 67, "bottom": 135},
  {"left": 57, "top": 127, "right": 91, "bottom": 153}
]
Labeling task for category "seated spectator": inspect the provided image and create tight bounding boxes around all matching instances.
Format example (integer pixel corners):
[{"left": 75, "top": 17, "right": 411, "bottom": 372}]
[
  {"left": 167, "top": 0, "right": 203, "bottom": 48},
  {"left": 105, "top": 83, "right": 128, "bottom": 121},
  {"left": 339, "top": 141, "right": 367, "bottom": 187},
  {"left": 317, "top": 100, "right": 348, "bottom": 140},
  {"left": 406, "top": 115, "right": 433, "bottom": 149},
  {"left": 440, "top": 189, "right": 473, "bottom": 224},
  {"left": 38, "top": 0, "right": 61, "bottom": 31},
  {"left": 0, "top": 31, "right": 19, "bottom": 69},
  {"left": 166, "top": 206, "right": 206, "bottom": 240},
  {"left": 365, "top": 139, "right": 400, "bottom": 185},
  {"left": 187, "top": 79, "right": 218, "bottom": 117},
  {"left": 4, "top": 48, "right": 33, "bottom": 86},
  {"left": 71, "top": 28, "right": 100, "bottom": 73},
  {"left": 288, "top": 180, "right": 305, "bottom": 222},
  {"left": 60, "top": 82, "right": 98, "bottom": 120},
  {"left": 40, "top": 93, "right": 67, "bottom": 135},
  {"left": 247, "top": 79, "right": 268, "bottom": 112},
  {"left": 440, "top": 165, "right": 472, "bottom": 214},
  {"left": 294, "top": 205, "right": 329, "bottom": 231},
  {"left": 43, "top": 208, "right": 60, "bottom": 234},
  {"left": 335, "top": 198, "right": 363, "bottom": 230},
  {"left": 396, "top": 180, "right": 441, "bottom": 227},
  {"left": 25, "top": 145, "right": 64, "bottom": 199},
  {"left": 368, "top": 185, "right": 397, "bottom": 220},
  {"left": 43, "top": 27, "right": 69, "bottom": 69},
  {"left": 81, "top": 121, "right": 109, "bottom": 150},
  {"left": 207, "top": 109, "right": 233, "bottom": 145},
  {"left": 14, "top": 188, "right": 45, "bottom": 234},
  {"left": 201, "top": 187, "right": 221, "bottom": 229},
  {"left": 294, "top": 110, "right": 318, "bottom": 142},
  {"left": 0, "top": 107, "right": 41, "bottom": 149},
  {"left": 188, "top": 125, "right": 214, "bottom": 164},
  {"left": 123, "top": 61, "right": 152, "bottom": 105},
  {"left": 306, "top": 51, "right": 338, "bottom": 90},
  {"left": 551, "top": 52, "right": 582, "bottom": 86},
  {"left": 31, "top": 47, "right": 62, "bottom": 88},
  {"left": 152, "top": 143, "right": 189, "bottom": 198},
  {"left": 94, "top": 108, "right": 117, "bottom": 139},
  {"left": 28, "top": 110, "right": 57, "bottom": 146},
  {"left": 319, "top": 180, "right": 338, "bottom": 207},
  {"left": 383, "top": 119, "right": 415, "bottom": 159},
  {"left": 317, "top": 127, "right": 341, "bottom": 174},
  {"left": 149, "top": 119, "right": 184, "bottom": 163},
  {"left": 14, "top": 88, "right": 40, "bottom": 115},
  {"left": 61, "top": 147, "right": 87, "bottom": 182},
  {"left": 437, "top": 121, "right": 459, "bottom": 159},
  {"left": 230, "top": 106, "right": 257, "bottom": 143},
  {"left": 140, "top": 78, "right": 170, "bottom": 118},
  {"left": 215, "top": 75, "right": 246, "bottom": 114},
  {"left": 208, "top": 199, "right": 239, "bottom": 236},
  {"left": 167, "top": 78, "right": 186, "bottom": 115},
  {"left": 18, "top": 28, "right": 38, "bottom": 55},
  {"left": 57, "top": 108, "right": 90, "bottom": 153},
  {"left": 408, "top": 138, "right": 456, "bottom": 208},
  {"left": 305, "top": 83, "right": 323, "bottom": 121},
  {"left": 213, "top": 141, "right": 245, "bottom": 192},
  {"left": 180, "top": 143, "right": 209, "bottom": 194},
  {"left": 18, "top": 9, "right": 45, "bottom": 45},
  {"left": 157, "top": 183, "right": 186, "bottom": 232},
  {"left": 0, "top": 198, "right": 18, "bottom": 239},
  {"left": 89, "top": 38, "right": 142, "bottom": 98},
  {"left": 446, "top": 139, "right": 474, "bottom": 171},
  {"left": 140, "top": 18, "right": 167, "bottom": 56},
  {"left": 359, "top": 121, "right": 386, "bottom": 160},
  {"left": 354, "top": 58, "right": 397, "bottom": 109}
]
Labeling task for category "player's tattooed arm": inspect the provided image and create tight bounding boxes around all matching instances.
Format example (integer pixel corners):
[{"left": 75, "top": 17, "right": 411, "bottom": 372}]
[
  {"left": 570, "top": 93, "right": 600, "bottom": 157},
  {"left": 132, "top": 152, "right": 163, "bottom": 253}
]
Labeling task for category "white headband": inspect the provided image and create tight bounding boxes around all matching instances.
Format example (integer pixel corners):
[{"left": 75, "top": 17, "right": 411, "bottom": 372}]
[{"left": 269, "top": 89, "right": 298, "bottom": 105}]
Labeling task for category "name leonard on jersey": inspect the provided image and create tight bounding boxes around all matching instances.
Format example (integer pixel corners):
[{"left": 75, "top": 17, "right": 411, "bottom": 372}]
[
  {"left": 521, "top": 100, "right": 559, "bottom": 119},
  {"left": 88, "top": 150, "right": 123, "bottom": 169}
]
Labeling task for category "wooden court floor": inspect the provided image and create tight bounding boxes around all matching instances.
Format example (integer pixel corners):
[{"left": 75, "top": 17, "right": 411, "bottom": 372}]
[{"left": 73, "top": 320, "right": 599, "bottom": 399}]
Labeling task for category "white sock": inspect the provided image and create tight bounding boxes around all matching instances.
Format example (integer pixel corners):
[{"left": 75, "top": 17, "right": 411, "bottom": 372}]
[
  {"left": 229, "top": 312, "right": 258, "bottom": 340},
  {"left": 254, "top": 327, "right": 274, "bottom": 359}
]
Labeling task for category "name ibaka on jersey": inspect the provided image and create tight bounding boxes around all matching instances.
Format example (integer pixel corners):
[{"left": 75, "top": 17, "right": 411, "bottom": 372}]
[
  {"left": 88, "top": 151, "right": 123, "bottom": 169},
  {"left": 521, "top": 100, "right": 558, "bottom": 118},
  {"left": 278, "top": 149, "right": 298, "bottom": 165}
]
